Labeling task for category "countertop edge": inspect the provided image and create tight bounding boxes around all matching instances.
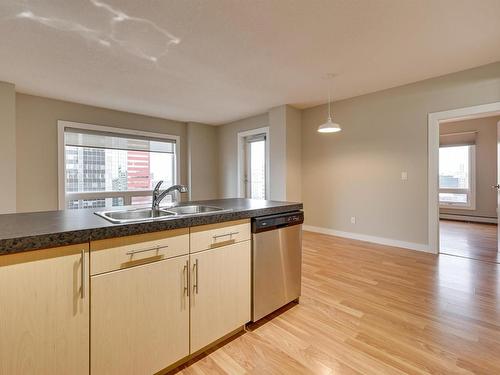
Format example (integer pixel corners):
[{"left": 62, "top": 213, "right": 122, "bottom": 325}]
[{"left": 0, "top": 202, "right": 303, "bottom": 256}]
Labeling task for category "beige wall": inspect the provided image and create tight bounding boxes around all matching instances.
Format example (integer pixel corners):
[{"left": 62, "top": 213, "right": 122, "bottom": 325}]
[
  {"left": 440, "top": 116, "right": 500, "bottom": 219},
  {"left": 268, "top": 106, "right": 287, "bottom": 200},
  {"left": 285, "top": 106, "right": 302, "bottom": 202},
  {"left": 0, "top": 82, "right": 16, "bottom": 213},
  {"left": 16, "top": 94, "right": 187, "bottom": 213},
  {"left": 187, "top": 122, "right": 219, "bottom": 200},
  {"left": 217, "top": 113, "right": 269, "bottom": 198},
  {"left": 302, "top": 62, "right": 500, "bottom": 245}
]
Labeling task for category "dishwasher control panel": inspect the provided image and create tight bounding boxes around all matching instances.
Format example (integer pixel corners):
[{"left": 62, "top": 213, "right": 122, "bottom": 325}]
[{"left": 252, "top": 211, "right": 304, "bottom": 233}]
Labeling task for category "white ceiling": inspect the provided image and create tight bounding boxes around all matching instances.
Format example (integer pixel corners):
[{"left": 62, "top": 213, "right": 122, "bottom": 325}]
[{"left": 1, "top": 0, "right": 499, "bottom": 125}]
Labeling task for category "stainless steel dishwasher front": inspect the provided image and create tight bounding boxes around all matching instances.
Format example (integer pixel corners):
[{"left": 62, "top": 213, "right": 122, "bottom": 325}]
[{"left": 251, "top": 211, "right": 303, "bottom": 322}]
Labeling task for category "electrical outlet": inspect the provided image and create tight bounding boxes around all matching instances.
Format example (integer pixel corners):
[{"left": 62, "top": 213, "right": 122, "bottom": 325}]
[
  {"left": 401, "top": 171, "right": 408, "bottom": 181},
  {"left": 350, "top": 216, "right": 356, "bottom": 224}
]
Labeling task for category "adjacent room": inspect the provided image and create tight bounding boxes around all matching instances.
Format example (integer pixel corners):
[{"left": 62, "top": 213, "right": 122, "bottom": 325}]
[
  {"left": 438, "top": 115, "right": 500, "bottom": 263},
  {"left": 1, "top": 1, "right": 500, "bottom": 374}
]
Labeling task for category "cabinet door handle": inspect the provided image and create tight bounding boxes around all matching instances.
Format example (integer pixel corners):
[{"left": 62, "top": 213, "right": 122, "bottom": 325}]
[
  {"left": 212, "top": 231, "right": 239, "bottom": 240},
  {"left": 193, "top": 259, "right": 199, "bottom": 294},
  {"left": 126, "top": 244, "right": 167, "bottom": 256},
  {"left": 183, "top": 260, "right": 189, "bottom": 297},
  {"left": 81, "top": 249, "right": 86, "bottom": 299}
]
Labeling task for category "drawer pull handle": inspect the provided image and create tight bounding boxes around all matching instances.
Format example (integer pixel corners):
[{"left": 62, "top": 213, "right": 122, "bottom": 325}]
[
  {"left": 126, "top": 244, "right": 167, "bottom": 256},
  {"left": 212, "top": 231, "right": 239, "bottom": 240},
  {"left": 183, "top": 260, "right": 189, "bottom": 297},
  {"left": 193, "top": 259, "right": 199, "bottom": 294}
]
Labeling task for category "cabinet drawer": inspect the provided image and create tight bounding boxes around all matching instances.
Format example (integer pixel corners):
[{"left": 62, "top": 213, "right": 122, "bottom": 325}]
[
  {"left": 90, "top": 228, "right": 189, "bottom": 275},
  {"left": 190, "top": 219, "right": 251, "bottom": 253}
]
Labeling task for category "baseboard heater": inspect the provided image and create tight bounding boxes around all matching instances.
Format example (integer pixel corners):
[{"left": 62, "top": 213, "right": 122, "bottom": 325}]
[{"left": 440, "top": 213, "right": 497, "bottom": 224}]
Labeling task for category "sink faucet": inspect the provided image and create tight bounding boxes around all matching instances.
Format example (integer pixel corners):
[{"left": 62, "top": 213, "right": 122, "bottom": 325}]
[{"left": 152, "top": 181, "right": 188, "bottom": 211}]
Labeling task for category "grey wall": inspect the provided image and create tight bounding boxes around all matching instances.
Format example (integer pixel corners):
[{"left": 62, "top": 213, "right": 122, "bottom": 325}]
[
  {"left": 0, "top": 82, "right": 16, "bottom": 213},
  {"left": 16, "top": 94, "right": 187, "bottom": 213},
  {"left": 440, "top": 116, "right": 500, "bottom": 219},
  {"left": 301, "top": 62, "right": 500, "bottom": 246},
  {"left": 187, "top": 122, "right": 219, "bottom": 200}
]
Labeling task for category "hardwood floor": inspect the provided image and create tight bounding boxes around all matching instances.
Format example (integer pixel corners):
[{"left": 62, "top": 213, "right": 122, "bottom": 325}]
[
  {"left": 169, "top": 231, "right": 500, "bottom": 375},
  {"left": 440, "top": 220, "right": 499, "bottom": 263}
]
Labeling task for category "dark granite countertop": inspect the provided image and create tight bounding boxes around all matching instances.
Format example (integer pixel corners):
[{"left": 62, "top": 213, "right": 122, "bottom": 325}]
[{"left": 0, "top": 198, "right": 302, "bottom": 255}]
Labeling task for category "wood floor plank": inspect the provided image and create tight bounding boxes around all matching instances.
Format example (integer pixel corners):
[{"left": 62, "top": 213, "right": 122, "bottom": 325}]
[
  {"left": 440, "top": 220, "right": 498, "bottom": 263},
  {"left": 169, "top": 231, "right": 500, "bottom": 374}
]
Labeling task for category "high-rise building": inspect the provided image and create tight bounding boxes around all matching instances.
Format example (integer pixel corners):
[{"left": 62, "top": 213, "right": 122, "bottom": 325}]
[
  {"left": 66, "top": 147, "right": 106, "bottom": 209},
  {"left": 127, "top": 151, "right": 151, "bottom": 190}
]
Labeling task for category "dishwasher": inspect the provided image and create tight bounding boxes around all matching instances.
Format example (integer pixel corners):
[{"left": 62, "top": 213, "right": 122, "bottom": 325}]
[{"left": 251, "top": 210, "right": 304, "bottom": 322}]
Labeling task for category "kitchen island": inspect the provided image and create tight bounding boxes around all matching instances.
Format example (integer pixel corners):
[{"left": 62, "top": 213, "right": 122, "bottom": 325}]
[{"left": 0, "top": 198, "right": 302, "bottom": 375}]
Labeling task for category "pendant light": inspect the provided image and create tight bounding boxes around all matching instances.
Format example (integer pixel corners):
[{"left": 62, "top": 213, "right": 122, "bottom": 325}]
[{"left": 318, "top": 74, "right": 341, "bottom": 133}]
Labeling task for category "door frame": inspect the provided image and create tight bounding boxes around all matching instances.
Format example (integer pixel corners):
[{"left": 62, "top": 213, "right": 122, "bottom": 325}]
[
  {"left": 237, "top": 127, "right": 270, "bottom": 199},
  {"left": 428, "top": 102, "right": 500, "bottom": 253}
]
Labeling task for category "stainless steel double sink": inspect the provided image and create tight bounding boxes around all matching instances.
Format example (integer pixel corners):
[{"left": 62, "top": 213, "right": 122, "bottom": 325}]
[{"left": 95, "top": 205, "right": 229, "bottom": 224}]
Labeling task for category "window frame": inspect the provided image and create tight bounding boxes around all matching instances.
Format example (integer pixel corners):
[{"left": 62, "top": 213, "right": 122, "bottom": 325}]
[
  {"left": 57, "top": 120, "right": 180, "bottom": 210},
  {"left": 237, "top": 126, "right": 270, "bottom": 200},
  {"left": 438, "top": 144, "right": 476, "bottom": 210}
]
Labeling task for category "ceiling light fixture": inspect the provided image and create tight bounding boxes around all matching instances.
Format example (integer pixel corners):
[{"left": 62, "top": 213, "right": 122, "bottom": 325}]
[{"left": 318, "top": 74, "right": 341, "bottom": 133}]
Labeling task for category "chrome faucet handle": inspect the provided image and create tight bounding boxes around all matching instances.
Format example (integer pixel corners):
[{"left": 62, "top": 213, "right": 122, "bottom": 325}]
[{"left": 153, "top": 180, "right": 164, "bottom": 193}]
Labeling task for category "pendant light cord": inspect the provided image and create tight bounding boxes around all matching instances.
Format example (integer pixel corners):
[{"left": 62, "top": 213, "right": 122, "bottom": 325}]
[{"left": 328, "top": 82, "right": 331, "bottom": 120}]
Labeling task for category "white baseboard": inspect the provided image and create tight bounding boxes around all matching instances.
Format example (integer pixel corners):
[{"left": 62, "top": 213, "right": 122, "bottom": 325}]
[
  {"left": 303, "top": 225, "right": 434, "bottom": 253},
  {"left": 439, "top": 214, "right": 497, "bottom": 224}
]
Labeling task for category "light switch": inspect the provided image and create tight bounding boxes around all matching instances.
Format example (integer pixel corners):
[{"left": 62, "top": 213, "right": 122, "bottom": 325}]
[{"left": 401, "top": 171, "right": 408, "bottom": 181}]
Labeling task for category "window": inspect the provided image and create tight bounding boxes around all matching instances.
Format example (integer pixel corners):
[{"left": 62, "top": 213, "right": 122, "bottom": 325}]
[
  {"left": 58, "top": 122, "right": 179, "bottom": 209},
  {"left": 246, "top": 136, "right": 266, "bottom": 199},
  {"left": 439, "top": 145, "right": 475, "bottom": 209},
  {"left": 238, "top": 128, "right": 269, "bottom": 200}
]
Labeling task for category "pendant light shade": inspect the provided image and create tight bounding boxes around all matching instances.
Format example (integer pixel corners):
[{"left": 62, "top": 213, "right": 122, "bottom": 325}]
[
  {"left": 318, "top": 75, "right": 342, "bottom": 133},
  {"left": 318, "top": 117, "right": 341, "bottom": 133}
]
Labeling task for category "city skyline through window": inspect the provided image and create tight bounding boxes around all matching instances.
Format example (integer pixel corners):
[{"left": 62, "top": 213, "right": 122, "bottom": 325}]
[
  {"left": 63, "top": 126, "right": 177, "bottom": 210},
  {"left": 439, "top": 145, "right": 474, "bottom": 207}
]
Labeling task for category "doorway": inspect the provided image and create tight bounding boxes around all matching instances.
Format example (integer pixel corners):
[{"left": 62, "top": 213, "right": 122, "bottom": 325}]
[
  {"left": 438, "top": 117, "right": 500, "bottom": 262},
  {"left": 428, "top": 103, "right": 500, "bottom": 262},
  {"left": 237, "top": 127, "right": 270, "bottom": 200}
]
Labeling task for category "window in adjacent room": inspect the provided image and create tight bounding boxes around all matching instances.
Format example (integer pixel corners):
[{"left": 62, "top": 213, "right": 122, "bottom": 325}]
[
  {"left": 58, "top": 121, "right": 179, "bottom": 210},
  {"left": 439, "top": 144, "right": 475, "bottom": 209}
]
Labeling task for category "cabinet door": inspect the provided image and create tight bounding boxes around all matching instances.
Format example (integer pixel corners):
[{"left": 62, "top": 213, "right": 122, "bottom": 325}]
[
  {"left": 91, "top": 255, "right": 190, "bottom": 375},
  {"left": 0, "top": 244, "right": 89, "bottom": 375},
  {"left": 190, "top": 241, "right": 251, "bottom": 353}
]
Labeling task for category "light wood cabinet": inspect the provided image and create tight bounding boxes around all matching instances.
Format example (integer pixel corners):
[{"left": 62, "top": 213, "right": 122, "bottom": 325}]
[
  {"left": 190, "top": 240, "right": 251, "bottom": 353},
  {"left": 190, "top": 219, "right": 251, "bottom": 253},
  {"left": 0, "top": 221, "right": 253, "bottom": 375},
  {"left": 91, "top": 255, "right": 190, "bottom": 375},
  {"left": 90, "top": 228, "right": 189, "bottom": 275},
  {"left": 0, "top": 244, "right": 89, "bottom": 375}
]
